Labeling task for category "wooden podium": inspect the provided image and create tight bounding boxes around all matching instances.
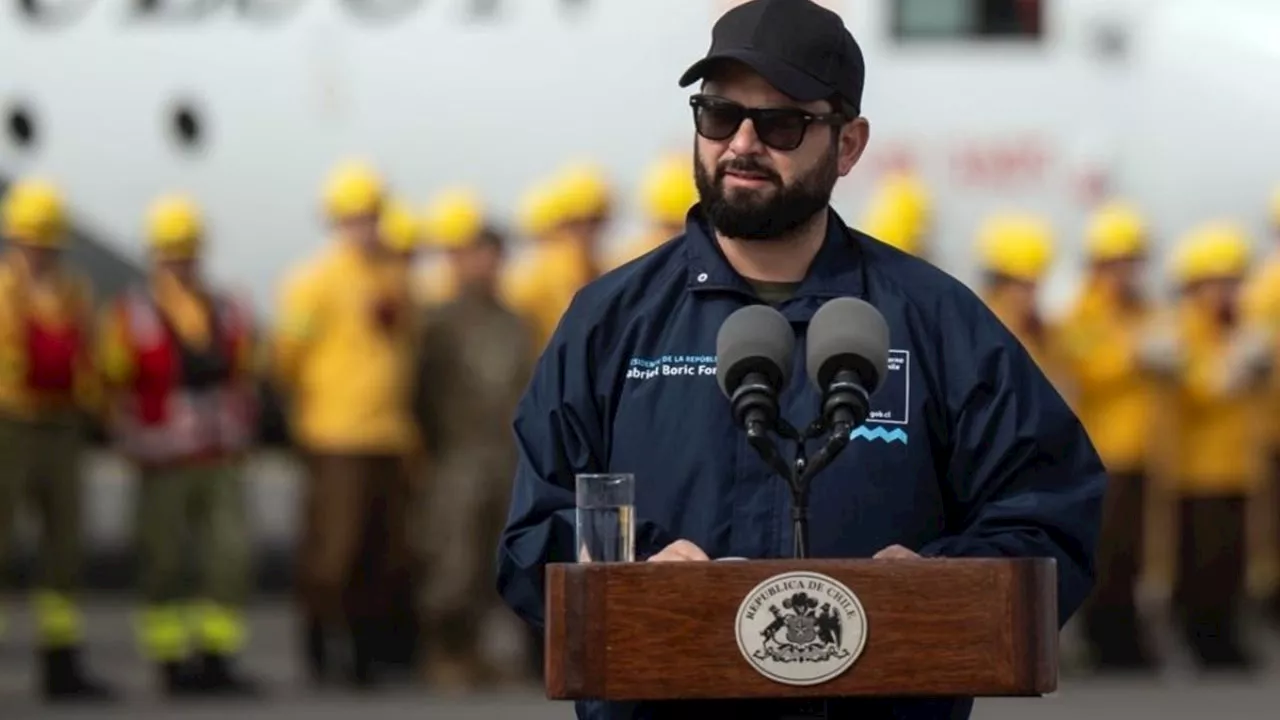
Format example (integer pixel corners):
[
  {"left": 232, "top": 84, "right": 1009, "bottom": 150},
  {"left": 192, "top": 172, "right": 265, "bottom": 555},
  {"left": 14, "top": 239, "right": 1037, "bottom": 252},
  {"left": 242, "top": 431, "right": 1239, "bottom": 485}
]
[{"left": 545, "top": 558, "right": 1057, "bottom": 701}]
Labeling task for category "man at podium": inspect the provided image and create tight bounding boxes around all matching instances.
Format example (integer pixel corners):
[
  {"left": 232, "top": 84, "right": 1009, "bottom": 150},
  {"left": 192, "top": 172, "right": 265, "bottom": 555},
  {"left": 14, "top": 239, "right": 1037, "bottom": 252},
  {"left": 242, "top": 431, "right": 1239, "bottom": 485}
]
[{"left": 496, "top": 1, "right": 1105, "bottom": 718}]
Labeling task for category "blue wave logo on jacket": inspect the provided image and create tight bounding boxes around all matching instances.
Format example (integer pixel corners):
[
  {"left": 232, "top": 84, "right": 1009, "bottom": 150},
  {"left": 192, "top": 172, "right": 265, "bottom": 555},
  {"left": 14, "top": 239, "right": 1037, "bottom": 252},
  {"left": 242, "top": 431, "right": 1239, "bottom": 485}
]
[{"left": 849, "top": 425, "right": 908, "bottom": 445}]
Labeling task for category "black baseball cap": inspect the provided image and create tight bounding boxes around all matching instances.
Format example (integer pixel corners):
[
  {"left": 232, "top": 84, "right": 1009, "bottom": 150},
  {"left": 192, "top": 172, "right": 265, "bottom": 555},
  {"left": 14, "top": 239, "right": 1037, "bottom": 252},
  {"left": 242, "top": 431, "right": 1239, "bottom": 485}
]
[{"left": 679, "top": 0, "right": 865, "bottom": 114}]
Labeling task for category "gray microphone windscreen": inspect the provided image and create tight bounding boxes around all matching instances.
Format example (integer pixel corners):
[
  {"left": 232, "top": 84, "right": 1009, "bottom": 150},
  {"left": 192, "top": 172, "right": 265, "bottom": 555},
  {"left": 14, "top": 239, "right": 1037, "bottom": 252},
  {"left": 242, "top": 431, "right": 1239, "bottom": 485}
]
[
  {"left": 805, "top": 297, "right": 890, "bottom": 393},
  {"left": 715, "top": 304, "right": 795, "bottom": 399}
]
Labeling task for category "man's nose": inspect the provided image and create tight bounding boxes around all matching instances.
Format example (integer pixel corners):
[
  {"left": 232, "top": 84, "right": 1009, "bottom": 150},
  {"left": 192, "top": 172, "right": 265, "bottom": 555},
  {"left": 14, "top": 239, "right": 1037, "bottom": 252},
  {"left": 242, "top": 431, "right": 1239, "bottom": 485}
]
[{"left": 728, "top": 118, "right": 767, "bottom": 156}]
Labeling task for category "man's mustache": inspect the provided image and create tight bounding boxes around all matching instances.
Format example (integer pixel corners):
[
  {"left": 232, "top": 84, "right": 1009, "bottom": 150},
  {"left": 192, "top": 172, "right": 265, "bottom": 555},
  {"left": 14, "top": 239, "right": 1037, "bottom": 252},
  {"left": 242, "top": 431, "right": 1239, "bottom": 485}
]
[{"left": 716, "top": 159, "right": 782, "bottom": 185}]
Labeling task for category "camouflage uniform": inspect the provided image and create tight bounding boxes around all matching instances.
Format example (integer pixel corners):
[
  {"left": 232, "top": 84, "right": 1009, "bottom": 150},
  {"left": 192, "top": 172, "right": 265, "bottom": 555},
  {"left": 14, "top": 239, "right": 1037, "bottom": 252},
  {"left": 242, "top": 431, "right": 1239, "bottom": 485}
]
[{"left": 413, "top": 290, "right": 536, "bottom": 684}]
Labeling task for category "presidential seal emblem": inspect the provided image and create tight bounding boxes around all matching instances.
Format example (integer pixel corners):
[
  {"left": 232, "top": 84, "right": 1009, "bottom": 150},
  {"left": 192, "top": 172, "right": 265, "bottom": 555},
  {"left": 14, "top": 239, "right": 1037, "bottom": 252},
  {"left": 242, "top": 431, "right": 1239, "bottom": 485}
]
[{"left": 734, "top": 572, "right": 867, "bottom": 686}]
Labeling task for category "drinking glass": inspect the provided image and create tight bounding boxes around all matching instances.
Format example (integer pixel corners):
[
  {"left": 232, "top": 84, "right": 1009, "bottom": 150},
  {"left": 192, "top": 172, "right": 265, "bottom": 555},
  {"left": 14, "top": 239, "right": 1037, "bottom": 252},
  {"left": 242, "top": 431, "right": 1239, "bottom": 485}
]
[{"left": 575, "top": 473, "right": 635, "bottom": 563}]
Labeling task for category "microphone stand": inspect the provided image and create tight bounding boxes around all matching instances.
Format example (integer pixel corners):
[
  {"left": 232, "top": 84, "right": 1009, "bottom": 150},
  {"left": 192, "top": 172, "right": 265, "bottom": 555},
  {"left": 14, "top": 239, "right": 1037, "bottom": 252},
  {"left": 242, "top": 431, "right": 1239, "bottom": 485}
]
[{"left": 747, "top": 417, "right": 854, "bottom": 560}]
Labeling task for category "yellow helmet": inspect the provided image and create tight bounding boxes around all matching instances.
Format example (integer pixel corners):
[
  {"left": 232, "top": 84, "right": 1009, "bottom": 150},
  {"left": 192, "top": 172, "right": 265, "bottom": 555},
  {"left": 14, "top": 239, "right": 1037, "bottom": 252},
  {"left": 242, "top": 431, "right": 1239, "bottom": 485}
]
[
  {"left": 2, "top": 178, "right": 68, "bottom": 247},
  {"left": 1171, "top": 222, "right": 1251, "bottom": 286},
  {"left": 978, "top": 213, "right": 1055, "bottom": 282},
  {"left": 518, "top": 180, "right": 570, "bottom": 239},
  {"left": 146, "top": 194, "right": 203, "bottom": 258},
  {"left": 422, "top": 187, "right": 485, "bottom": 250},
  {"left": 640, "top": 154, "right": 697, "bottom": 227},
  {"left": 867, "top": 172, "right": 931, "bottom": 234},
  {"left": 863, "top": 204, "right": 920, "bottom": 256},
  {"left": 379, "top": 199, "right": 420, "bottom": 254},
  {"left": 322, "top": 160, "right": 384, "bottom": 219},
  {"left": 1085, "top": 201, "right": 1146, "bottom": 262},
  {"left": 555, "top": 162, "right": 612, "bottom": 222}
]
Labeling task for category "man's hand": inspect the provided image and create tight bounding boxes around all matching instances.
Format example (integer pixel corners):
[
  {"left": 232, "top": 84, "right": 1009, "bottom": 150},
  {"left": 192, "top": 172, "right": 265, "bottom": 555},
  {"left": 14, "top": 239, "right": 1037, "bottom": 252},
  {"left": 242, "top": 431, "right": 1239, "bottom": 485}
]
[
  {"left": 646, "top": 539, "right": 710, "bottom": 562},
  {"left": 873, "top": 544, "right": 920, "bottom": 560}
]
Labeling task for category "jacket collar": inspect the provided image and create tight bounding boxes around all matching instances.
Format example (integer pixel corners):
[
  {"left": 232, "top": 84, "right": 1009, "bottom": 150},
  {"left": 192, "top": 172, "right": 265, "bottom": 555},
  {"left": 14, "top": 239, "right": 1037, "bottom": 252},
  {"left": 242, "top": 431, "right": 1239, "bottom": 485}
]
[{"left": 681, "top": 204, "right": 867, "bottom": 303}]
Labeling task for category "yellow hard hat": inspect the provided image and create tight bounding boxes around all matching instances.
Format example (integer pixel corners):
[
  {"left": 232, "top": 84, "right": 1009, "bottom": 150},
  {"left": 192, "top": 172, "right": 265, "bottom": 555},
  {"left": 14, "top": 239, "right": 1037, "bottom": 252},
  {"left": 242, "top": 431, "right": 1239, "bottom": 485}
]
[
  {"left": 518, "top": 180, "right": 570, "bottom": 239},
  {"left": 1085, "top": 201, "right": 1146, "bottom": 262},
  {"left": 978, "top": 213, "right": 1055, "bottom": 282},
  {"left": 863, "top": 204, "right": 920, "bottom": 256},
  {"left": 422, "top": 187, "right": 485, "bottom": 250},
  {"left": 2, "top": 178, "right": 67, "bottom": 247},
  {"left": 1171, "top": 222, "right": 1251, "bottom": 285},
  {"left": 867, "top": 172, "right": 931, "bottom": 234},
  {"left": 555, "top": 162, "right": 612, "bottom": 222},
  {"left": 322, "top": 160, "right": 384, "bottom": 220},
  {"left": 640, "top": 154, "right": 697, "bottom": 227},
  {"left": 379, "top": 199, "right": 420, "bottom": 254},
  {"left": 146, "top": 194, "right": 203, "bottom": 258}
]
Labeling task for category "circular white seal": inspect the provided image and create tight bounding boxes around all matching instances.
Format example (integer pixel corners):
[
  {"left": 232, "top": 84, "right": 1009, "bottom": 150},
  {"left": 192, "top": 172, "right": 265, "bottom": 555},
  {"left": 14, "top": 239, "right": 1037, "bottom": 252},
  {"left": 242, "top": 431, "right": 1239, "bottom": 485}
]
[{"left": 734, "top": 571, "right": 867, "bottom": 686}]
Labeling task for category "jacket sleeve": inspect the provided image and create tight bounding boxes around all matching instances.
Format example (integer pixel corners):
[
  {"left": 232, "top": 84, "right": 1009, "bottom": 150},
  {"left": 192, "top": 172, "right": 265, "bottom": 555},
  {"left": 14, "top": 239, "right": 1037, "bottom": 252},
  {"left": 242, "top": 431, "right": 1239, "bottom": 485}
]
[
  {"left": 270, "top": 267, "right": 323, "bottom": 393},
  {"left": 918, "top": 298, "right": 1105, "bottom": 628},
  {"left": 496, "top": 306, "right": 676, "bottom": 632}
]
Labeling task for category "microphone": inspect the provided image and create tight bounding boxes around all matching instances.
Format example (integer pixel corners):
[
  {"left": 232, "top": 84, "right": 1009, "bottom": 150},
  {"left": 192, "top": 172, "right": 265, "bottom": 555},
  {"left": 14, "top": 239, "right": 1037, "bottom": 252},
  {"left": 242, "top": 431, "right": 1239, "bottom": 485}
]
[
  {"left": 806, "top": 297, "right": 891, "bottom": 432},
  {"left": 715, "top": 304, "right": 795, "bottom": 436}
]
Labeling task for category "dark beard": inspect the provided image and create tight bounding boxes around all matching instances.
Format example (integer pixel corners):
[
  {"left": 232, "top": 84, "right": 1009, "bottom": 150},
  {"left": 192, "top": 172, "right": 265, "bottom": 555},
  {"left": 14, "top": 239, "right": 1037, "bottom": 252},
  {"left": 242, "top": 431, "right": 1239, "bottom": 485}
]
[{"left": 695, "top": 142, "right": 838, "bottom": 241}]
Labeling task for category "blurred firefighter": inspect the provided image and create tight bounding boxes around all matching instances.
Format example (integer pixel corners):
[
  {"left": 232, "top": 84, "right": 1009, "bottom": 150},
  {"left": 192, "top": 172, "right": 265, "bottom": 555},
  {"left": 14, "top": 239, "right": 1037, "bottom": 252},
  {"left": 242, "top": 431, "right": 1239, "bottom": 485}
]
[
  {"left": 1242, "top": 185, "right": 1280, "bottom": 625},
  {"left": 416, "top": 188, "right": 486, "bottom": 307},
  {"left": 1144, "top": 223, "right": 1270, "bottom": 670},
  {"left": 609, "top": 153, "right": 697, "bottom": 269},
  {"left": 371, "top": 197, "right": 428, "bottom": 673},
  {"left": 976, "top": 212, "right": 1070, "bottom": 390},
  {"left": 0, "top": 179, "right": 115, "bottom": 700},
  {"left": 414, "top": 222, "right": 537, "bottom": 691},
  {"left": 272, "top": 161, "right": 419, "bottom": 688},
  {"left": 99, "top": 195, "right": 260, "bottom": 696},
  {"left": 861, "top": 171, "right": 932, "bottom": 258},
  {"left": 1056, "top": 202, "right": 1160, "bottom": 671},
  {"left": 505, "top": 163, "right": 613, "bottom": 350}
]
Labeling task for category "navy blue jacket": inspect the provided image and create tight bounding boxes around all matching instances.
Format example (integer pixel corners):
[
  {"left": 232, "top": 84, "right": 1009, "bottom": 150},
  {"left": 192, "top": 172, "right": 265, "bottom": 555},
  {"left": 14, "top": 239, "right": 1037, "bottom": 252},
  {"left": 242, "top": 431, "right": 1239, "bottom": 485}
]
[{"left": 496, "top": 206, "right": 1105, "bottom": 720}]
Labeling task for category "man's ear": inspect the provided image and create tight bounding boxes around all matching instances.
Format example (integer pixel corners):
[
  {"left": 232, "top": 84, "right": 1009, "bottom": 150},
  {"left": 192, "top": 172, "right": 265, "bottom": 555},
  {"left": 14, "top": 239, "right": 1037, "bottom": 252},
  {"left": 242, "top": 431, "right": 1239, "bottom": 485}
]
[{"left": 837, "top": 117, "right": 870, "bottom": 177}]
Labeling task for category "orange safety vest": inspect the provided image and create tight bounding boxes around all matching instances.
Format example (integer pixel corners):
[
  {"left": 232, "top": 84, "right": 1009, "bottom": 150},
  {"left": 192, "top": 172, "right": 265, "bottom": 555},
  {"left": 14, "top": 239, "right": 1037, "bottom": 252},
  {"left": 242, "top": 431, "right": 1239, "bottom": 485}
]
[{"left": 110, "top": 289, "right": 256, "bottom": 466}]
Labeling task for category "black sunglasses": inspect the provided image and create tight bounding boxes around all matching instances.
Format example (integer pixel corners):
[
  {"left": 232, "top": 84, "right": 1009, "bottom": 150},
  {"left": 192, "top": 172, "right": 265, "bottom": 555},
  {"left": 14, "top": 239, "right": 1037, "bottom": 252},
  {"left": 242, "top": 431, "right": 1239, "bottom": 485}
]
[{"left": 690, "top": 94, "right": 847, "bottom": 152}]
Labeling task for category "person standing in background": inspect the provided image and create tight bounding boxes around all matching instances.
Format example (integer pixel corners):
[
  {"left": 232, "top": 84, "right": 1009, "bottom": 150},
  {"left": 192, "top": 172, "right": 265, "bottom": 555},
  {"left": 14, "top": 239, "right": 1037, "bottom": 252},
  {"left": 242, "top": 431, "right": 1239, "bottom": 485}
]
[
  {"left": 1241, "top": 186, "right": 1280, "bottom": 626},
  {"left": 505, "top": 164, "right": 613, "bottom": 350},
  {"left": 1146, "top": 223, "right": 1271, "bottom": 671},
  {"left": 975, "top": 212, "right": 1071, "bottom": 392},
  {"left": 99, "top": 195, "right": 261, "bottom": 696},
  {"left": 415, "top": 224, "right": 537, "bottom": 692},
  {"left": 0, "top": 179, "right": 115, "bottom": 701},
  {"left": 1057, "top": 202, "right": 1161, "bottom": 672},
  {"left": 272, "top": 161, "right": 419, "bottom": 689},
  {"left": 609, "top": 153, "right": 698, "bottom": 269},
  {"left": 370, "top": 197, "right": 428, "bottom": 675}
]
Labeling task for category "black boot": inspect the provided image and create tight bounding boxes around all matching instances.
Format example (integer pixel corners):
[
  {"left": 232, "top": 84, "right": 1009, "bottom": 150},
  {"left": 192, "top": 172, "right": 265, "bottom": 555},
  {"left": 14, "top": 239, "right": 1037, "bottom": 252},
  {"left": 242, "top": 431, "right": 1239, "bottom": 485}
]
[
  {"left": 40, "top": 646, "right": 115, "bottom": 702},
  {"left": 349, "top": 619, "right": 378, "bottom": 690},
  {"left": 303, "top": 617, "right": 329, "bottom": 686},
  {"left": 159, "top": 659, "right": 206, "bottom": 697},
  {"left": 200, "top": 653, "right": 263, "bottom": 695}
]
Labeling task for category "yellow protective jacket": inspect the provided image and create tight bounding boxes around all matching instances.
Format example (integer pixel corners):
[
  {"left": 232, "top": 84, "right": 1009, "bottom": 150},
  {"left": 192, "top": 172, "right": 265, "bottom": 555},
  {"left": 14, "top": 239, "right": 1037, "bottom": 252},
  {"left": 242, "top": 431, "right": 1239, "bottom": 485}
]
[
  {"left": 1155, "top": 300, "right": 1269, "bottom": 495},
  {"left": 272, "top": 240, "right": 418, "bottom": 454},
  {"left": 981, "top": 286, "right": 1072, "bottom": 395},
  {"left": 1242, "top": 253, "right": 1280, "bottom": 447},
  {"left": 1055, "top": 279, "right": 1154, "bottom": 474},
  {"left": 503, "top": 233, "right": 598, "bottom": 351},
  {"left": 0, "top": 253, "right": 98, "bottom": 421}
]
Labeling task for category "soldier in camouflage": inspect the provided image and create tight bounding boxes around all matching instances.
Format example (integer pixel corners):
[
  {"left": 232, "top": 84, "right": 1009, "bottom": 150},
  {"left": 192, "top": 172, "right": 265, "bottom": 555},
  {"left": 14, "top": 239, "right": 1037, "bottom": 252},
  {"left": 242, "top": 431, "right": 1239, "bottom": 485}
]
[{"left": 413, "top": 224, "right": 537, "bottom": 690}]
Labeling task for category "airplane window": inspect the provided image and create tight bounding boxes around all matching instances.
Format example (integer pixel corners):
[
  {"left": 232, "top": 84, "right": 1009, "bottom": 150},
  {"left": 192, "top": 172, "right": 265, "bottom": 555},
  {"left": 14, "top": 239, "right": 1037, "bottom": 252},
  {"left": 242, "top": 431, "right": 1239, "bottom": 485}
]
[
  {"left": 169, "top": 101, "right": 205, "bottom": 152},
  {"left": 892, "top": 0, "right": 1043, "bottom": 41},
  {"left": 5, "top": 103, "right": 37, "bottom": 150}
]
